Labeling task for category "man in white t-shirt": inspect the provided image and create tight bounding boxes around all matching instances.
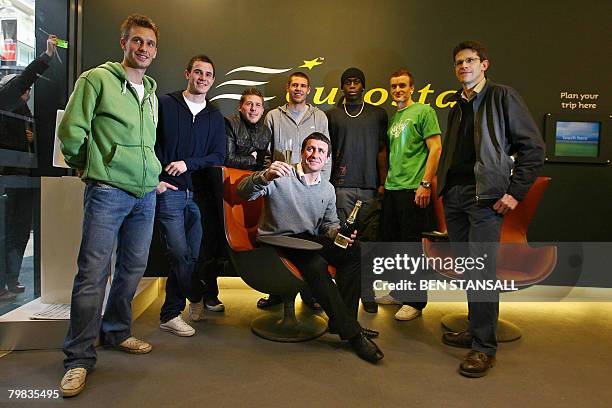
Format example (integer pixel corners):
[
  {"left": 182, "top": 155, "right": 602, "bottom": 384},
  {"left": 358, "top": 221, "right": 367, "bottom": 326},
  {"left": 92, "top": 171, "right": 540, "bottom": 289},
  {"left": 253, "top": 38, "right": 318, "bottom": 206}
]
[{"left": 154, "top": 55, "right": 226, "bottom": 336}]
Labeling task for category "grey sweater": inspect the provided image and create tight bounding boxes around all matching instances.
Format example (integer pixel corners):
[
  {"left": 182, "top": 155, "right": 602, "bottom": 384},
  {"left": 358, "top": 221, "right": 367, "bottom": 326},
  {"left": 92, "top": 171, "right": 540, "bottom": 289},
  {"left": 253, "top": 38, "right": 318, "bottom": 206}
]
[
  {"left": 265, "top": 104, "right": 332, "bottom": 180},
  {"left": 237, "top": 166, "right": 340, "bottom": 239}
]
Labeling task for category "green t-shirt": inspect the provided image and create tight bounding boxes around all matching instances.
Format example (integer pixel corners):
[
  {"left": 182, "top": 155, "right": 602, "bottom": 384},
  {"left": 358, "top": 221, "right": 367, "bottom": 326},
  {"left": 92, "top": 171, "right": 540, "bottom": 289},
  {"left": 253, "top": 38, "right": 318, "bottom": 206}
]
[{"left": 385, "top": 103, "right": 441, "bottom": 190}]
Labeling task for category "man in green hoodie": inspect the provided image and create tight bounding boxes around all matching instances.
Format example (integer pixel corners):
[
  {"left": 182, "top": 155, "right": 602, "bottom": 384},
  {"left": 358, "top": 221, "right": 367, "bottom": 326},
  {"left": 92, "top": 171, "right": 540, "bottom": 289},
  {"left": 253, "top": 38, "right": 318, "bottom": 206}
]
[{"left": 57, "top": 14, "right": 161, "bottom": 398}]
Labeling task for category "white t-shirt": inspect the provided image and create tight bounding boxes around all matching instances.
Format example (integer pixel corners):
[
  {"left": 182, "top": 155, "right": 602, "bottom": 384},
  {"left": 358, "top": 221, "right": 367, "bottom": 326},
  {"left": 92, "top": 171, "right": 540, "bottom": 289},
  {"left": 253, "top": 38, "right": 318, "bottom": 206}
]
[
  {"left": 129, "top": 81, "right": 145, "bottom": 103},
  {"left": 183, "top": 95, "right": 207, "bottom": 118}
]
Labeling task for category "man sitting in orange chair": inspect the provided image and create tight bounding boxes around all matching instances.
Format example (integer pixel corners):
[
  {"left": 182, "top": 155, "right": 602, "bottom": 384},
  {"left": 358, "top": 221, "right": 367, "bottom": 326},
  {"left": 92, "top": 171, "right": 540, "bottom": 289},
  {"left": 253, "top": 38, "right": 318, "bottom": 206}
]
[{"left": 237, "top": 132, "right": 384, "bottom": 363}]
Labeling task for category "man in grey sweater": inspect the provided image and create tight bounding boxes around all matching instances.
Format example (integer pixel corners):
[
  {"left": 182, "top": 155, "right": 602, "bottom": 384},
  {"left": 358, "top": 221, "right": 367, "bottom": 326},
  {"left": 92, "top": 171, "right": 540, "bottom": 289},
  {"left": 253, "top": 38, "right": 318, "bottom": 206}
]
[{"left": 238, "top": 133, "right": 384, "bottom": 364}]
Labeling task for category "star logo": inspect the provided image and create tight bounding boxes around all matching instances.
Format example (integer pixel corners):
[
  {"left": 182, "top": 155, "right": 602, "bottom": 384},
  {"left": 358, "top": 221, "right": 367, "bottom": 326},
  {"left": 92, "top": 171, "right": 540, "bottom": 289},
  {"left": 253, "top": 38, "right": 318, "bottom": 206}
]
[{"left": 299, "top": 57, "right": 324, "bottom": 70}]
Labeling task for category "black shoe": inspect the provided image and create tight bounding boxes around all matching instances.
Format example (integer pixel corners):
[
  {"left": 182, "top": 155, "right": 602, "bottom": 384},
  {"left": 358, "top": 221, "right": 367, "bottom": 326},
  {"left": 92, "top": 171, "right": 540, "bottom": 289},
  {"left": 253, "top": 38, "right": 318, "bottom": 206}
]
[
  {"left": 362, "top": 301, "right": 378, "bottom": 313},
  {"left": 302, "top": 297, "right": 322, "bottom": 312},
  {"left": 329, "top": 326, "right": 379, "bottom": 339},
  {"left": 459, "top": 350, "right": 496, "bottom": 378},
  {"left": 7, "top": 282, "right": 25, "bottom": 294},
  {"left": 256, "top": 295, "right": 283, "bottom": 309},
  {"left": 349, "top": 333, "right": 384, "bottom": 363},
  {"left": 442, "top": 330, "right": 473, "bottom": 349}
]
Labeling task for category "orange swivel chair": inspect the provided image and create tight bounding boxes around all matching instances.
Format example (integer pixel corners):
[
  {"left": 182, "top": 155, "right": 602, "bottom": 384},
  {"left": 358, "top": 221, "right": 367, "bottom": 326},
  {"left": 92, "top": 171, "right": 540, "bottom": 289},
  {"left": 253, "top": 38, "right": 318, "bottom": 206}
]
[
  {"left": 220, "top": 166, "right": 328, "bottom": 342},
  {"left": 422, "top": 176, "right": 557, "bottom": 341}
]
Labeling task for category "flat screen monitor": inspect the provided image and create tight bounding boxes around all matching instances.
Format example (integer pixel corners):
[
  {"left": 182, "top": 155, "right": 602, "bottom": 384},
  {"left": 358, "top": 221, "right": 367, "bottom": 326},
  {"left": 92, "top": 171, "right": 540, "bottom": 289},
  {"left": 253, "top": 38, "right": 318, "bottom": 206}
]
[{"left": 545, "top": 113, "right": 610, "bottom": 164}]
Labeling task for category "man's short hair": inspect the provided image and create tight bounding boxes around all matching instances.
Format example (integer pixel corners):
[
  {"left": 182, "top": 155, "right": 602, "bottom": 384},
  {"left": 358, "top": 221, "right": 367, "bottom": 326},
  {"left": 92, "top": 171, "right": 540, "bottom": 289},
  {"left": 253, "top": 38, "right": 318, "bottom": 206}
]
[
  {"left": 120, "top": 14, "right": 159, "bottom": 43},
  {"left": 186, "top": 55, "right": 215, "bottom": 77},
  {"left": 301, "top": 132, "right": 331, "bottom": 157},
  {"left": 389, "top": 69, "right": 414, "bottom": 87},
  {"left": 287, "top": 71, "right": 310, "bottom": 87},
  {"left": 452, "top": 40, "right": 489, "bottom": 62},
  {"left": 239, "top": 87, "right": 264, "bottom": 106}
]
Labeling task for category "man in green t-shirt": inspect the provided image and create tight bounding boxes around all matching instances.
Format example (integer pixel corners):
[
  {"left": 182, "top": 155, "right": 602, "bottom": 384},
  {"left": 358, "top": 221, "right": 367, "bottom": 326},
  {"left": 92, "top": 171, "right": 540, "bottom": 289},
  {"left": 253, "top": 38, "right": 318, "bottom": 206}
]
[{"left": 377, "top": 69, "right": 442, "bottom": 321}]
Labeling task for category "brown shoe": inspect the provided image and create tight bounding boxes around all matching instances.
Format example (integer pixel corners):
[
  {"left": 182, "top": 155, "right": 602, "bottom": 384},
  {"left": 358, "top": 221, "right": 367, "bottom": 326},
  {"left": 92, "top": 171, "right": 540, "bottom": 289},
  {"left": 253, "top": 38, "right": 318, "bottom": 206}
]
[
  {"left": 442, "top": 330, "right": 473, "bottom": 348},
  {"left": 459, "top": 350, "right": 496, "bottom": 378},
  {"left": 115, "top": 336, "right": 152, "bottom": 354}
]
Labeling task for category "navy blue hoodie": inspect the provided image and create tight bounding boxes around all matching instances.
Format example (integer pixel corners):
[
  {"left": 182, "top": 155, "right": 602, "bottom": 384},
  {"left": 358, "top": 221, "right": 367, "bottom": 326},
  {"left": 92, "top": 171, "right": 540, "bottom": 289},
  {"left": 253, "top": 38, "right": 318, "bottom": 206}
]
[{"left": 155, "top": 91, "right": 226, "bottom": 191}]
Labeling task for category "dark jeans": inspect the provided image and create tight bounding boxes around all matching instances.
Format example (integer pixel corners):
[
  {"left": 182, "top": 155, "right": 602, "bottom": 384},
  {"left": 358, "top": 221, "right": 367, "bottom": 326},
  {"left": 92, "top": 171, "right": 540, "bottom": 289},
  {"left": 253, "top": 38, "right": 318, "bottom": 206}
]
[
  {"left": 281, "top": 233, "right": 362, "bottom": 340},
  {"left": 64, "top": 183, "right": 156, "bottom": 371},
  {"left": 1, "top": 187, "right": 34, "bottom": 288},
  {"left": 379, "top": 189, "right": 434, "bottom": 310},
  {"left": 156, "top": 189, "right": 202, "bottom": 322},
  {"left": 443, "top": 184, "right": 503, "bottom": 356}
]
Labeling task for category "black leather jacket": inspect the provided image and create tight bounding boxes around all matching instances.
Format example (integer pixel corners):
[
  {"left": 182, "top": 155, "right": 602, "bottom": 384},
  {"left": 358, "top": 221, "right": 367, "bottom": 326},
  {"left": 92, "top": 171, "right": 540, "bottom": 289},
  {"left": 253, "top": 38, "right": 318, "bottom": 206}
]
[
  {"left": 224, "top": 113, "right": 271, "bottom": 170},
  {"left": 437, "top": 81, "right": 545, "bottom": 201}
]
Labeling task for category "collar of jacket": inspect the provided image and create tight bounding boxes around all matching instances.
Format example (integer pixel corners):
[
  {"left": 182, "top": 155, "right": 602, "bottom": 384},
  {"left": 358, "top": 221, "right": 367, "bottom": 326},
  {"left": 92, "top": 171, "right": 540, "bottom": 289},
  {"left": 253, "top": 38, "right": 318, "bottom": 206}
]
[
  {"left": 450, "top": 80, "right": 493, "bottom": 109},
  {"left": 169, "top": 90, "right": 212, "bottom": 116}
]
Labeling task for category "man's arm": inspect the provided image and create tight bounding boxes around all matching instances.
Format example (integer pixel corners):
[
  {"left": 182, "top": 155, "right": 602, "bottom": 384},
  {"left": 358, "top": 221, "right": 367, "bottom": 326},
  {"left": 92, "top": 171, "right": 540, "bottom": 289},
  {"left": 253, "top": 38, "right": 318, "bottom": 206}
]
[
  {"left": 317, "top": 111, "right": 332, "bottom": 181},
  {"left": 415, "top": 135, "right": 442, "bottom": 208},
  {"left": 320, "top": 188, "right": 341, "bottom": 240},
  {"left": 377, "top": 109, "right": 389, "bottom": 194},
  {"left": 494, "top": 88, "right": 545, "bottom": 214},
  {"left": 224, "top": 117, "right": 257, "bottom": 169},
  {"left": 237, "top": 160, "right": 292, "bottom": 201},
  {"left": 57, "top": 75, "right": 99, "bottom": 170},
  {"left": 0, "top": 36, "right": 56, "bottom": 111}
]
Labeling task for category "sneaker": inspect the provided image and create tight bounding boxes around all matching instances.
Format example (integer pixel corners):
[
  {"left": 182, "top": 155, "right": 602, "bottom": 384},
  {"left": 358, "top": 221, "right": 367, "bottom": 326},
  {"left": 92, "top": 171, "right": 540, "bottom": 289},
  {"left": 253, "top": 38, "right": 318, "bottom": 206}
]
[
  {"left": 160, "top": 315, "right": 195, "bottom": 337},
  {"left": 394, "top": 305, "right": 422, "bottom": 321},
  {"left": 204, "top": 298, "right": 225, "bottom": 312},
  {"left": 115, "top": 336, "right": 153, "bottom": 354},
  {"left": 60, "top": 367, "right": 87, "bottom": 397},
  {"left": 0, "top": 289, "right": 16, "bottom": 302},
  {"left": 7, "top": 282, "right": 26, "bottom": 293},
  {"left": 374, "top": 294, "right": 401, "bottom": 305},
  {"left": 189, "top": 300, "right": 206, "bottom": 321}
]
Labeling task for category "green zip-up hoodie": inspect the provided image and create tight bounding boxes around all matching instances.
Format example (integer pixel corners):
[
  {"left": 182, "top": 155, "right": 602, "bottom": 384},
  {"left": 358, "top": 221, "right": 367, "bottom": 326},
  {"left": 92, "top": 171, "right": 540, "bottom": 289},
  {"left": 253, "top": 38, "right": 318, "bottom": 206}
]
[{"left": 58, "top": 61, "right": 162, "bottom": 197}]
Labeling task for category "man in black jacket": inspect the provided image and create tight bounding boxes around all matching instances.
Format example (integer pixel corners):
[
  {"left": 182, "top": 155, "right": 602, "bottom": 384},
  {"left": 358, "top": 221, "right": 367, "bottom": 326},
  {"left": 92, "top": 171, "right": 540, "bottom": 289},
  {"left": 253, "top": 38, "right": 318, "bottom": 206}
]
[
  {"left": 437, "top": 41, "right": 544, "bottom": 377},
  {"left": 225, "top": 87, "right": 271, "bottom": 170},
  {"left": 154, "top": 55, "right": 225, "bottom": 336}
]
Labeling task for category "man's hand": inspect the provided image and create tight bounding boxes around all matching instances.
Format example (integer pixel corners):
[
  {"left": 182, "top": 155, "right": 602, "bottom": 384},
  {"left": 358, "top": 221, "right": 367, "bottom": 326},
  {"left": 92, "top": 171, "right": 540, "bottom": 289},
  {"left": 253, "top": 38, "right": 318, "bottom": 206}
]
[
  {"left": 251, "top": 151, "right": 258, "bottom": 159},
  {"left": 45, "top": 35, "right": 58, "bottom": 57},
  {"left": 165, "top": 161, "right": 187, "bottom": 176},
  {"left": 493, "top": 193, "right": 518, "bottom": 215},
  {"left": 377, "top": 185, "right": 385, "bottom": 196},
  {"left": 414, "top": 185, "right": 431, "bottom": 208},
  {"left": 156, "top": 181, "right": 178, "bottom": 194},
  {"left": 25, "top": 129, "right": 34, "bottom": 144},
  {"left": 263, "top": 161, "right": 292, "bottom": 181},
  {"left": 346, "top": 229, "right": 358, "bottom": 247}
]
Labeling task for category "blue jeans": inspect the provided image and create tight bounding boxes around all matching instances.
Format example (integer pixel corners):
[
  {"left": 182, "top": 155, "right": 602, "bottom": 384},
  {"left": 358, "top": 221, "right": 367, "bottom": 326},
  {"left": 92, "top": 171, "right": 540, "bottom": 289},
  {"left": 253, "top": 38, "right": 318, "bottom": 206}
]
[
  {"left": 156, "top": 189, "right": 202, "bottom": 322},
  {"left": 443, "top": 184, "right": 503, "bottom": 356},
  {"left": 63, "top": 183, "right": 156, "bottom": 371}
]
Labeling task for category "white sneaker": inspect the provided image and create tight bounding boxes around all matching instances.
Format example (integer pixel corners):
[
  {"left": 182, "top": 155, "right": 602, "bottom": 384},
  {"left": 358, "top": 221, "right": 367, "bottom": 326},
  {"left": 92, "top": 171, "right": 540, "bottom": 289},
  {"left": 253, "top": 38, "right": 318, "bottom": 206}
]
[
  {"left": 160, "top": 315, "right": 195, "bottom": 337},
  {"left": 394, "top": 305, "right": 422, "bottom": 321},
  {"left": 375, "top": 294, "right": 401, "bottom": 305},
  {"left": 60, "top": 367, "right": 87, "bottom": 397},
  {"left": 189, "top": 300, "right": 205, "bottom": 322}
]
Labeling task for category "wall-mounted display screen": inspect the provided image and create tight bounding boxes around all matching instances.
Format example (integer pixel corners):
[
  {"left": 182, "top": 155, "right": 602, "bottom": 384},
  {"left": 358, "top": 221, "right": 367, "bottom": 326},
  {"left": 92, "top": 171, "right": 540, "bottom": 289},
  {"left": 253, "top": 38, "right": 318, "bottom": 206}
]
[
  {"left": 545, "top": 113, "right": 610, "bottom": 164},
  {"left": 555, "top": 121, "right": 601, "bottom": 158}
]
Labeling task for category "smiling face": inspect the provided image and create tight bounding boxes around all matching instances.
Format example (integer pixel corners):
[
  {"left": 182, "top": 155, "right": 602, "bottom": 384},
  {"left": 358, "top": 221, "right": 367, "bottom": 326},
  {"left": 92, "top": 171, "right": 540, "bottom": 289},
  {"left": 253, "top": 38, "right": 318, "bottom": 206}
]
[
  {"left": 342, "top": 77, "right": 364, "bottom": 103},
  {"left": 120, "top": 26, "right": 157, "bottom": 70},
  {"left": 390, "top": 75, "right": 414, "bottom": 108},
  {"left": 185, "top": 60, "right": 215, "bottom": 96},
  {"left": 286, "top": 75, "right": 311, "bottom": 105},
  {"left": 300, "top": 138, "right": 329, "bottom": 174},
  {"left": 454, "top": 48, "right": 489, "bottom": 89},
  {"left": 239, "top": 94, "right": 265, "bottom": 124}
]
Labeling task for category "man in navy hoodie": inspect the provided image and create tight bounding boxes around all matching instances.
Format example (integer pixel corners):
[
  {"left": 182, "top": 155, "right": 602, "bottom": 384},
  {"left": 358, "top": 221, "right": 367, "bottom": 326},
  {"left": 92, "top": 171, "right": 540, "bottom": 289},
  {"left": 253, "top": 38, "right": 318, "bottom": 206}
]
[{"left": 154, "top": 55, "right": 225, "bottom": 336}]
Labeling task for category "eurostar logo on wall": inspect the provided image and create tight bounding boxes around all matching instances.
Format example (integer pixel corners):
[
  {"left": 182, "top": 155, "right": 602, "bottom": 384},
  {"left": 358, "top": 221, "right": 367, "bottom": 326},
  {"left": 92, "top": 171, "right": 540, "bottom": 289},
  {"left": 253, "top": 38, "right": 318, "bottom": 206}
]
[{"left": 210, "top": 57, "right": 458, "bottom": 109}]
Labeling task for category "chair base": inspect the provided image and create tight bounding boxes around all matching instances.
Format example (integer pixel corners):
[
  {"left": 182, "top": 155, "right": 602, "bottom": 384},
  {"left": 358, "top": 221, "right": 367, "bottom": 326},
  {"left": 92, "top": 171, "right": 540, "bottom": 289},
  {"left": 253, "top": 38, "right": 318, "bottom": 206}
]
[
  {"left": 441, "top": 313, "right": 522, "bottom": 342},
  {"left": 251, "top": 295, "right": 327, "bottom": 342},
  {"left": 251, "top": 313, "right": 327, "bottom": 342}
]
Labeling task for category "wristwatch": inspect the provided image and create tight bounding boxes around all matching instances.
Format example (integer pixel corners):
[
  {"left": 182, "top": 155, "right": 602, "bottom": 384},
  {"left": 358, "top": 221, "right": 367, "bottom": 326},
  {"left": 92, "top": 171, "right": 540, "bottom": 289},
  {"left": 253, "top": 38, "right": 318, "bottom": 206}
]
[{"left": 420, "top": 181, "right": 432, "bottom": 189}]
